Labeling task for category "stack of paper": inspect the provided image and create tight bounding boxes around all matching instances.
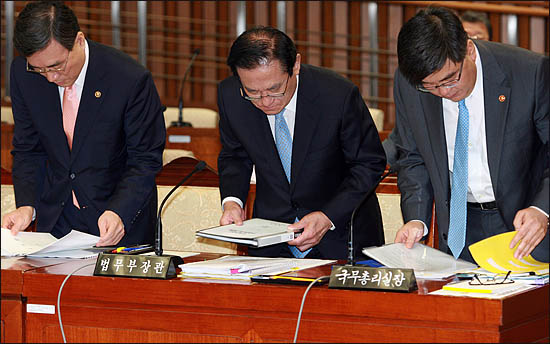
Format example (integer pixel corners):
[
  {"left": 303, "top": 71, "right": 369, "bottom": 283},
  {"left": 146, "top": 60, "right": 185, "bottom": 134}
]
[
  {"left": 1, "top": 228, "right": 100, "bottom": 259},
  {"left": 431, "top": 280, "right": 536, "bottom": 299},
  {"left": 362, "top": 243, "right": 477, "bottom": 279},
  {"left": 179, "top": 255, "right": 335, "bottom": 282}
]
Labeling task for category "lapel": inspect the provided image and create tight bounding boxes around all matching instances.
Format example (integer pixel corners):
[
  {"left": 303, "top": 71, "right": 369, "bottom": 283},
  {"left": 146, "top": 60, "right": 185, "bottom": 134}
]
[
  {"left": 477, "top": 41, "right": 510, "bottom": 196},
  {"left": 70, "top": 40, "right": 109, "bottom": 163},
  {"left": 290, "top": 65, "right": 320, "bottom": 194},
  {"left": 41, "top": 80, "right": 71, "bottom": 165},
  {"left": 420, "top": 92, "right": 449, "bottom": 195}
]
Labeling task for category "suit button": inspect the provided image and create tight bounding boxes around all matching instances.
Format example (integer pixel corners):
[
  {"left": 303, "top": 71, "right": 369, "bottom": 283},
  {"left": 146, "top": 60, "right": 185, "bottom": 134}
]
[
  {"left": 61, "top": 201, "right": 65, "bottom": 206},
  {"left": 70, "top": 173, "right": 76, "bottom": 179},
  {"left": 443, "top": 233, "right": 447, "bottom": 240},
  {"left": 291, "top": 201, "right": 299, "bottom": 209}
]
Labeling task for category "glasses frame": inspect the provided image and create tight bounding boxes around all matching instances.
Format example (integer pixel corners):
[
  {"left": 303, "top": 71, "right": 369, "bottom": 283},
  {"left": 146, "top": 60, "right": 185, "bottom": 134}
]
[
  {"left": 26, "top": 51, "right": 70, "bottom": 74},
  {"left": 468, "top": 271, "right": 514, "bottom": 286},
  {"left": 417, "top": 60, "right": 464, "bottom": 93},
  {"left": 240, "top": 74, "right": 290, "bottom": 102}
]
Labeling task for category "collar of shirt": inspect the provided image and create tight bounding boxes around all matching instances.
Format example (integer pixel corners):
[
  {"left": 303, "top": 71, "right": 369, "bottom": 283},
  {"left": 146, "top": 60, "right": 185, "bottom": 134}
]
[
  {"left": 268, "top": 74, "right": 299, "bottom": 140},
  {"left": 58, "top": 39, "right": 90, "bottom": 105}
]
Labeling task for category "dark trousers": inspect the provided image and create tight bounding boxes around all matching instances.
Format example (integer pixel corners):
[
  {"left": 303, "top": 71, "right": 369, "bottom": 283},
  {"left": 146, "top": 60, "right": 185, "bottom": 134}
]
[
  {"left": 50, "top": 194, "right": 89, "bottom": 239},
  {"left": 448, "top": 205, "right": 549, "bottom": 263}
]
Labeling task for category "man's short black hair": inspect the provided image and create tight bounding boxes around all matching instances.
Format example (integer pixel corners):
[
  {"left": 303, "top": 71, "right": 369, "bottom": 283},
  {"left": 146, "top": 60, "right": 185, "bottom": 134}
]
[
  {"left": 227, "top": 26, "right": 297, "bottom": 77},
  {"left": 397, "top": 6, "right": 468, "bottom": 87},
  {"left": 14, "top": 1, "right": 80, "bottom": 57},
  {"left": 461, "top": 10, "right": 493, "bottom": 40}
]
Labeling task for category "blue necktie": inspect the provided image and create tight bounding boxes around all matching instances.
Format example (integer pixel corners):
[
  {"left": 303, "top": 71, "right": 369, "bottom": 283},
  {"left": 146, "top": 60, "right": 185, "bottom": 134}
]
[
  {"left": 448, "top": 100, "right": 469, "bottom": 259},
  {"left": 275, "top": 110, "right": 312, "bottom": 258}
]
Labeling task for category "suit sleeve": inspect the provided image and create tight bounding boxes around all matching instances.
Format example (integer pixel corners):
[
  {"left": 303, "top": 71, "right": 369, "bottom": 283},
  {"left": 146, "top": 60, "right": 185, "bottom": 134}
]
[
  {"left": 106, "top": 71, "right": 165, "bottom": 230},
  {"left": 10, "top": 59, "right": 48, "bottom": 209},
  {"left": 393, "top": 70, "right": 434, "bottom": 225},
  {"left": 320, "top": 85, "right": 386, "bottom": 230},
  {"left": 217, "top": 83, "right": 253, "bottom": 205},
  {"left": 530, "top": 55, "right": 549, "bottom": 213}
]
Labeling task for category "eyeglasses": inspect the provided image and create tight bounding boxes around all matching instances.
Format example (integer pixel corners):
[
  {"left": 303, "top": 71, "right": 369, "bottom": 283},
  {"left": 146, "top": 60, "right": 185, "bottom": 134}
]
[
  {"left": 468, "top": 271, "right": 514, "bottom": 286},
  {"left": 417, "top": 60, "right": 464, "bottom": 92},
  {"left": 26, "top": 52, "right": 70, "bottom": 74},
  {"left": 240, "top": 75, "right": 290, "bottom": 102}
]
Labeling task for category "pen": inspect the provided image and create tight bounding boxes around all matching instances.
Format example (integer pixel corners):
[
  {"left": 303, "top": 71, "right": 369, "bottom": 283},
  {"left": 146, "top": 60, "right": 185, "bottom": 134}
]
[
  {"left": 111, "top": 247, "right": 126, "bottom": 253},
  {"left": 271, "top": 276, "right": 317, "bottom": 282},
  {"left": 122, "top": 245, "right": 152, "bottom": 252}
]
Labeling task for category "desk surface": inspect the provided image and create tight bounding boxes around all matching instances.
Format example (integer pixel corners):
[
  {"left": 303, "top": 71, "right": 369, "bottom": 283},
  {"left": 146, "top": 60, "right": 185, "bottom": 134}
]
[{"left": 2, "top": 254, "right": 549, "bottom": 343}]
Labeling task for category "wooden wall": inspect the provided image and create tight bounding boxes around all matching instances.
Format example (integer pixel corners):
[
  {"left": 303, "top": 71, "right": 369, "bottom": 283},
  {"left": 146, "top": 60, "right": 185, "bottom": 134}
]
[{"left": 1, "top": 1, "right": 548, "bottom": 132}]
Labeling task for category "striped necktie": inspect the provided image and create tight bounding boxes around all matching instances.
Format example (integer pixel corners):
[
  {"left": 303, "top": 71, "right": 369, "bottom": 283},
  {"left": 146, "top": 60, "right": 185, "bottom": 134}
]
[{"left": 274, "top": 109, "right": 311, "bottom": 258}]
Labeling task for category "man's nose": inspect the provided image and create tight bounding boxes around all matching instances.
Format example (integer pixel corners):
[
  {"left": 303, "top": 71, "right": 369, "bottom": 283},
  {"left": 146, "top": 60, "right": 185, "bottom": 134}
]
[
  {"left": 260, "top": 95, "right": 275, "bottom": 107},
  {"left": 44, "top": 71, "right": 58, "bottom": 83}
]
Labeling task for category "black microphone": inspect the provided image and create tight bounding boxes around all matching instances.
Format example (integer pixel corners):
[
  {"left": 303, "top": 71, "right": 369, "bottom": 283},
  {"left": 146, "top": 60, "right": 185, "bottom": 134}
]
[
  {"left": 155, "top": 160, "right": 207, "bottom": 256},
  {"left": 171, "top": 48, "right": 200, "bottom": 128},
  {"left": 347, "top": 166, "right": 398, "bottom": 265}
]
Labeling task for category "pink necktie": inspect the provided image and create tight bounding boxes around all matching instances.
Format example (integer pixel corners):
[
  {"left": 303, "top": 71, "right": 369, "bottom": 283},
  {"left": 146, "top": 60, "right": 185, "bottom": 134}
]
[{"left": 62, "top": 85, "right": 80, "bottom": 208}]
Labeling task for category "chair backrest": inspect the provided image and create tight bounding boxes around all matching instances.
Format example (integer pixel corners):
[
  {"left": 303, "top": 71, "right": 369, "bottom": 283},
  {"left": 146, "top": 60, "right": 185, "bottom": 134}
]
[
  {"left": 157, "top": 185, "right": 237, "bottom": 253},
  {"left": 155, "top": 156, "right": 240, "bottom": 254},
  {"left": 369, "top": 108, "right": 384, "bottom": 132},
  {"left": 163, "top": 107, "right": 219, "bottom": 129},
  {"left": 1, "top": 184, "right": 16, "bottom": 221},
  {"left": 376, "top": 172, "right": 404, "bottom": 244},
  {"left": 1, "top": 106, "right": 13, "bottom": 124},
  {"left": 162, "top": 148, "right": 195, "bottom": 166}
]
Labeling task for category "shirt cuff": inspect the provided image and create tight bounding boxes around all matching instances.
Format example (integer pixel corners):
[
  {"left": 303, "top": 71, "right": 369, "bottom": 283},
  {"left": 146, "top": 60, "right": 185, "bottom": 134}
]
[
  {"left": 221, "top": 197, "right": 243, "bottom": 211},
  {"left": 409, "top": 219, "right": 429, "bottom": 237},
  {"left": 32, "top": 208, "right": 36, "bottom": 221},
  {"left": 529, "top": 206, "right": 549, "bottom": 218}
]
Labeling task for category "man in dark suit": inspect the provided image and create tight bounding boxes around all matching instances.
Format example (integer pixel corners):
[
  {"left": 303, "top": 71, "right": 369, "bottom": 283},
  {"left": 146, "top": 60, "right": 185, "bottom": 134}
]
[
  {"left": 2, "top": 1, "right": 165, "bottom": 246},
  {"left": 217, "top": 26, "right": 386, "bottom": 260},
  {"left": 392, "top": 7, "right": 549, "bottom": 263}
]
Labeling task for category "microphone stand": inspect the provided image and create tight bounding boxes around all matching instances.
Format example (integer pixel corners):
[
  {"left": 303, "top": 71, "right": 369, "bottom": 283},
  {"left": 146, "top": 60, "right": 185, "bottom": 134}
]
[
  {"left": 155, "top": 160, "right": 207, "bottom": 257},
  {"left": 347, "top": 168, "right": 396, "bottom": 266},
  {"left": 171, "top": 48, "right": 200, "bottom": 128}
]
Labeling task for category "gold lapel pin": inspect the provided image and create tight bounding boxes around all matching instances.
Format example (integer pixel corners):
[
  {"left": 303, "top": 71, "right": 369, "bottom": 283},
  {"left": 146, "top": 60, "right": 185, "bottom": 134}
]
[
  {"left": 498, "top": 95, "right": 506, "bottom": 102},
  {"left": 95, "top": 91, "right": 102, "bottom": 98}
]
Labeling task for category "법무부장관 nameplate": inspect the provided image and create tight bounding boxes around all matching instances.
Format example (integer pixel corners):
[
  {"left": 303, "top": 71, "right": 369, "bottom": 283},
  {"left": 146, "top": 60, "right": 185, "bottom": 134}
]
[
  {"left": 93, "top": 253, "right": 183, "bottom": 279},
  {"left": 329, "top": 265, "right": 417, "bottom": 292}
]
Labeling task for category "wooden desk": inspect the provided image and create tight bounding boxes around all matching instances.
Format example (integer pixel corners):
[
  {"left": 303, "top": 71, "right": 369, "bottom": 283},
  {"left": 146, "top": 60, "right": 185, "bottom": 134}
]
[
  {"left": 1, "top": 257, "right": 73, "bottom": 343},
  {"left": 165, "top": 127, "right": 221, "bottom": 171},
  {"left": 4, "top": 255, "right": 546, "bottom": 343}
]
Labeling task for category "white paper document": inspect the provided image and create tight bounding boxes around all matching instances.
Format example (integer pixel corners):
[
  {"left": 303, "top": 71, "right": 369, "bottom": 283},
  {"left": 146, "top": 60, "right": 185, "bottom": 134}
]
[
  {"left": 362, "top": 243, "right": 477, "bottom": 279},
  {"left": 196, "top": 218, "right": 295, "bottom": 247},
  {"left": 1, "top": 228, "right": 100, "bottom": 259},
  {"left": 179, "top": 255, "right": 335, "bottom": 281}
]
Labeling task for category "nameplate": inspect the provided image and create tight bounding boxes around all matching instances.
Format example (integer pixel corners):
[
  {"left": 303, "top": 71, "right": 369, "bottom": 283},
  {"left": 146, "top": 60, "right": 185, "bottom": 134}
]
[
  {"left": 328, "top": 265, "right": 417, "bottom": 292},
  {"left": 168, "top": 135, "right": 191, "bottom": 143},
  {"left": 93, "top": 253, "right": 183, "bottom": 279}
]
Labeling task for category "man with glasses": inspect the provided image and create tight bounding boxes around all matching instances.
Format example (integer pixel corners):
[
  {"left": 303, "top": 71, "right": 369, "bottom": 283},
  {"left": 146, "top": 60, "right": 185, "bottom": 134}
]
[
  {"left": 217, "top": 26, "right": 386, "bottom": 259},
  {"left": 2, "top": 1, "right": 165, "bottom": 247},
  {"left": 392, "top": 7, "right": 548, "bottom": 263}
]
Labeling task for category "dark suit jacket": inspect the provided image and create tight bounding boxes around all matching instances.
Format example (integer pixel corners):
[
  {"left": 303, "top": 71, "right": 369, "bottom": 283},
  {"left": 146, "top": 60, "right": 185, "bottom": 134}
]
[
  {"left": 10, "top": 40, "right": 166, "bottom": 246},
  {"left": 217, "top": 64, "right": 387, "bottom": 259},
  {"left": 393, "top": 40, "right": 549, "bottom": 254}
]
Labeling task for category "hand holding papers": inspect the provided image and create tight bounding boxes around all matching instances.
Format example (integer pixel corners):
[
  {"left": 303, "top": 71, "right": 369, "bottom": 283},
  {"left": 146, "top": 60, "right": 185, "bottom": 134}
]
[
  {"left": 362, "top": 243, "right": 477, "bottom": 279},
  {"left": 468, "top": 231, "right": 549, "bottom": 275},
  {"left": 1, "top": 228, "right": 100, "bottom": 258},
  {"left": 196, "top": 218, "right": 295, "bottom": 247}
]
